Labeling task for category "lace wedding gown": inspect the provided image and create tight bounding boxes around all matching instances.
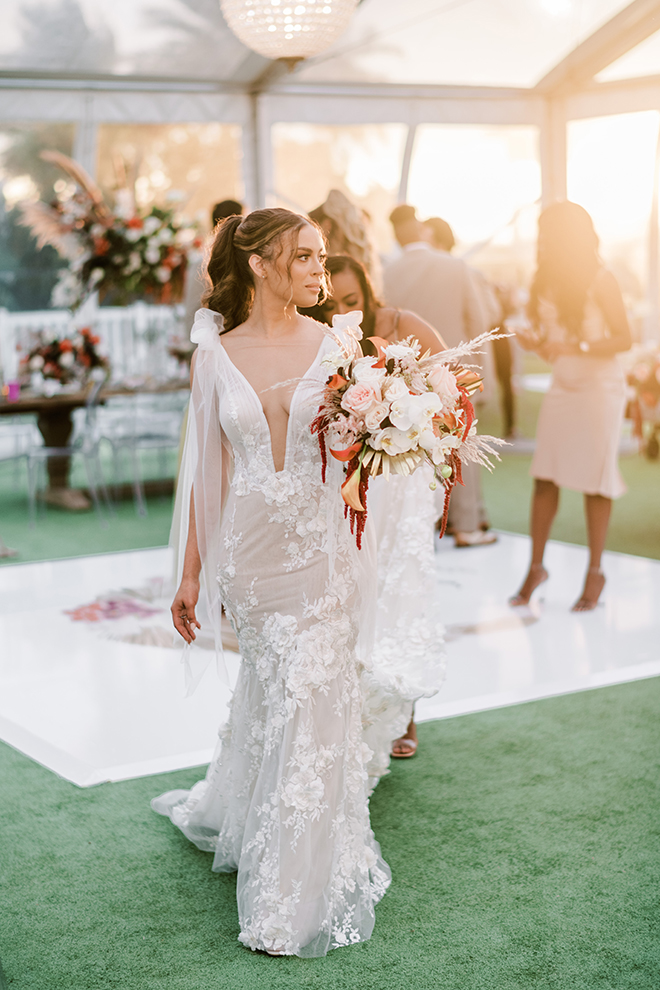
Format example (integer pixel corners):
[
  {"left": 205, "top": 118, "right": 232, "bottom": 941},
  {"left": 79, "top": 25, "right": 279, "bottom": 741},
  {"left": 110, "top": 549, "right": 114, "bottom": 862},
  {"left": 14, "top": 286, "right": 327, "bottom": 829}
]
[
  {"left": 362, "top": 468, "right": 446, "bottom": 783},
  {"left": 152, "top": 310, "right": 390, "bottom": 957}
]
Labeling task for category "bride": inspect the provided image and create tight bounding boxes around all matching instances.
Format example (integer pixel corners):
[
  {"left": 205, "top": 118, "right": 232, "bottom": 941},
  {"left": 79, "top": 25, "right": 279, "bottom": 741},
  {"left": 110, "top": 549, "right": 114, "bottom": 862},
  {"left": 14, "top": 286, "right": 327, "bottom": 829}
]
[{"left": 152, "top": 208, "right": 390, "bottom": 957}]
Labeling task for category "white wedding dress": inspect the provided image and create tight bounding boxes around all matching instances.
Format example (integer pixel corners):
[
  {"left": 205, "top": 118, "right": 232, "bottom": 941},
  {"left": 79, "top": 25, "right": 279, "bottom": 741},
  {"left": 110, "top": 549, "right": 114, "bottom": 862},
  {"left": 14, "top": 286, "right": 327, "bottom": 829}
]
[{"left": 152, "top": 310, "right": 390, "bottom": 957}]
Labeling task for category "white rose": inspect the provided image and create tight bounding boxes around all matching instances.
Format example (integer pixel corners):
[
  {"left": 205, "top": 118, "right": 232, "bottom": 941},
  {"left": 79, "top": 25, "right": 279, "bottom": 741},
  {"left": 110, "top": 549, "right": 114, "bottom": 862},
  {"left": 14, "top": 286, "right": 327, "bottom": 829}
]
[
  {"left": 352, "top": 356, "right": 386, "bottom": 389},
  {"left": 364, "top": 400, "right": 389, "bottom": 431},
  {"left": 383, "top": 376, "right": 409, "bottom": 401},
  {"left": 145, "top": 246, "right": 161, "bottom": 265},
  {"left": 59, "top": 351, "right": 75, "bottom": 368},
  {"left": 125, "top": 228, "right": 142, "bottom": 243},
  {"left": 157, "top": 227, "right": 173, "bottom": 244},
  {"left": 385, "top": 341, "right": 417, "bottom": 362},
  {"left": 156, "top": 266, "right": 171, "bottom": 283},
  {"left": 369, "top": 425, "right": 413, "bottom": 454}
]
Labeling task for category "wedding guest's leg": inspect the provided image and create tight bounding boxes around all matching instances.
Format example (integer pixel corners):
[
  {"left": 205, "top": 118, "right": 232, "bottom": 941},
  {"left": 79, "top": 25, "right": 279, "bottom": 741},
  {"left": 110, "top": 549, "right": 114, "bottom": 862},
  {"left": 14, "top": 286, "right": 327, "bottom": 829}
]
[
  {"left": 451, "top": 460, "right": 497, "bottom": 547},
  {"left": 509, "top": 479, "right": 558, "bottom": 605},
  {"left": 572, "top": 494, "right": 610, "bottom": 611}
]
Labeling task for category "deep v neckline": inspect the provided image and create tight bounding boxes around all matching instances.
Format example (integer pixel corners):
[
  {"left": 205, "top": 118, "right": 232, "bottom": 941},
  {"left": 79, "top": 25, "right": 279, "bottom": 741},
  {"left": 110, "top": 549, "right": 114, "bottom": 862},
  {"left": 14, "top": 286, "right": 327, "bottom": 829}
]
[{"left": 219, "top": 335, "right": 326, "bottom": 474}]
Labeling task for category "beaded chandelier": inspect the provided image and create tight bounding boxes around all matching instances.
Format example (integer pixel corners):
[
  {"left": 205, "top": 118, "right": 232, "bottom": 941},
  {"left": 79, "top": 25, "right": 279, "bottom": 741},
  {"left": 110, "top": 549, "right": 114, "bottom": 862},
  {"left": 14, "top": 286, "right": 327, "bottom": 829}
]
[{"left": 220, "top": 0, "right": 358, "bottom": 61}]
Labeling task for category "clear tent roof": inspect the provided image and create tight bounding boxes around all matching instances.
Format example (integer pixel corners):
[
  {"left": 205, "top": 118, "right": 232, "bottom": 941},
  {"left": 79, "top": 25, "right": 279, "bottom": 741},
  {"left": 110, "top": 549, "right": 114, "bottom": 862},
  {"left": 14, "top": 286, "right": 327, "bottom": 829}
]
[{"left": 0, "top": 0, "right": 648, "bottom": 88}]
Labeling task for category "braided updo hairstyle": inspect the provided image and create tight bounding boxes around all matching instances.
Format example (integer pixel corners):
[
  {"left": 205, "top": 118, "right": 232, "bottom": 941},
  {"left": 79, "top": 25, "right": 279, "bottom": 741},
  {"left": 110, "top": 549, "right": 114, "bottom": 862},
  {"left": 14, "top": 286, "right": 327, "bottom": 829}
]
[{"left": 202, "top": 208, "right": 327, "bottom": 332}]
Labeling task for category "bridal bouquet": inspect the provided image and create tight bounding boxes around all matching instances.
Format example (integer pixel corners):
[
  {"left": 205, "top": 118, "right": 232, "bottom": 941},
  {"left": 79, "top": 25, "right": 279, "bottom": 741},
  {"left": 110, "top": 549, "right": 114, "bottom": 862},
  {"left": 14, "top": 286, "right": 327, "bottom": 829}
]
[{"left": 312, "top": 312, "right": 502, "bottom": 548}]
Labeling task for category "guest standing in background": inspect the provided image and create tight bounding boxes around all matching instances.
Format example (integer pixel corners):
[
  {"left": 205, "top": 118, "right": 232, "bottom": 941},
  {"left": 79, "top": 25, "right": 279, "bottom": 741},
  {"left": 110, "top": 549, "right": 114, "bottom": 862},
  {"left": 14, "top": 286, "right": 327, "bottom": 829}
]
[
  {"left": 385, "top": 205, "right": 496, "bottom": 548},
  {"left": 510, "top": 201, "right": 631, "bottom": 611},
  {"left": 184, "top": 199, "right": 245, "bottom": 329},
  {"left": 309, "top": 189, "right": 382, "bottom": 293},
  {"left": 425, "top": 216, "right": 518, "bottom": 439}
]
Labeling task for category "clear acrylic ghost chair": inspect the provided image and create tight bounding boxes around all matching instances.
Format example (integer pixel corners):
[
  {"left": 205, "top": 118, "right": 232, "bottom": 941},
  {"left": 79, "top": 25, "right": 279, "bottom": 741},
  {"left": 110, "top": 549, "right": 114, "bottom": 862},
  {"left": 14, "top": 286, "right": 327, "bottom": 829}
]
[
  {"left": 100, "top": 390, "right": 187, "bottom": 516},
  {"left": 26, "top": 378, "right": 113, "bottom": 527}
]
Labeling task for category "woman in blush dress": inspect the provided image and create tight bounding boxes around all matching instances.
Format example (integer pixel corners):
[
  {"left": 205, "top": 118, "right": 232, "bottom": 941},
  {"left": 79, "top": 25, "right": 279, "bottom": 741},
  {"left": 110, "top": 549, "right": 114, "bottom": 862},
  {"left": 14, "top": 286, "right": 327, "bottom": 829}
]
[
  {"left": 304, "top": 255, "right": 447, "bottom": 763},
  {"left": 510, "top": 202, "right": 631, "bottom": 611},
  {"left": 152, "top": 210, "right": 390, "bottom": 957}
]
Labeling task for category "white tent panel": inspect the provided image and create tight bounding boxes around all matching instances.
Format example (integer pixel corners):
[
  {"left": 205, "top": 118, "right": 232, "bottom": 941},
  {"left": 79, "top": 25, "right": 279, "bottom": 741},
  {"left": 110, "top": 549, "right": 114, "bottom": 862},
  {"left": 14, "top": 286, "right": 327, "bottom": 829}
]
[
  {"left": 0, "top": 87, "right": 250, "bottom": 124},
  {"left": 295, "top": 0, "right": 632, "bottom": 89},
  {"left": 0, "top": 0, "right": 250, "bottom": 81},
  {"left": 596, "top": 28, "right": 660, "bottom": 82}
]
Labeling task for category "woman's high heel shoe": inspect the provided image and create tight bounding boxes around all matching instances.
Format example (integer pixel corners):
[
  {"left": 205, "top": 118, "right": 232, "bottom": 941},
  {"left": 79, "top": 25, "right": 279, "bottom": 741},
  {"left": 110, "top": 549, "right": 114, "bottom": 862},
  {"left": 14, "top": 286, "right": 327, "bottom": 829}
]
[
  {"left": 571, "top": 568, "right": 605, "bottom": 612},
  {"left": 509, "top": 564, "right": 549, "bottom": 607}
]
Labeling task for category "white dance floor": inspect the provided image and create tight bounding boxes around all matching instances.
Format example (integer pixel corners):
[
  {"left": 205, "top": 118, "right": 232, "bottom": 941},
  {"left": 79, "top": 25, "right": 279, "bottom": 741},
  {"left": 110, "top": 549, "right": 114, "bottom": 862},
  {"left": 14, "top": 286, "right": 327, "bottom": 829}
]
[{"left": 1, "top": 533, "right": 659, "bottom": 787}]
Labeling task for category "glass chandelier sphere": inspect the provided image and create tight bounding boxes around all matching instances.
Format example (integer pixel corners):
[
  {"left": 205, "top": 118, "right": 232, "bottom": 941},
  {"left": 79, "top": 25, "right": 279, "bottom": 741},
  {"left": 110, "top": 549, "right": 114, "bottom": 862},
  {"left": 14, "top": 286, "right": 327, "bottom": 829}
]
[{"left": 220, "top": 0, "right": 359, "bottom": 61}]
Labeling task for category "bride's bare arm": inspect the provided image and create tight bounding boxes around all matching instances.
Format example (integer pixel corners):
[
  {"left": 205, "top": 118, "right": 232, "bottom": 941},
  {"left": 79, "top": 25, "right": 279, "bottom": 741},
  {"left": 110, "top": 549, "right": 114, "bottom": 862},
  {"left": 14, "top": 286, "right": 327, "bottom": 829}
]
[
  {"left": 172, "top": 348, "right": 202, "bottom": 644},
  {"left": 395, "top": 310, "right": 447, "bottom": 353},
  {"left": 171, "top": 491, "right": 202, "bottom": 644}
]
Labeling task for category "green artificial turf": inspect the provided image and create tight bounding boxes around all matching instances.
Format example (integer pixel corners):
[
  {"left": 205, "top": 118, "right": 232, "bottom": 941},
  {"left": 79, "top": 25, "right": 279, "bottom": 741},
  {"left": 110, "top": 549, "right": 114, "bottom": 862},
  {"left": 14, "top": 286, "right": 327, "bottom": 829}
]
[
  {"left": 1, "top": 678, "right": 659, "bottom": 989},
  {"left": 0, "top": 450, "right": 175, "bottom": 565}
]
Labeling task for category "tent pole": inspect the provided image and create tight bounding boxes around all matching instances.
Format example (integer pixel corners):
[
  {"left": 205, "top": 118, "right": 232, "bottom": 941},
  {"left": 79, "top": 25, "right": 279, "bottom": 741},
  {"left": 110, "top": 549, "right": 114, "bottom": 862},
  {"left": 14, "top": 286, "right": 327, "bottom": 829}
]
[
  {"left": 540, "top": 96, "right": 566, "bottom": 207},
  {"left": 397, "top": 124, "right": 417, "bottom": 204},
  {"left": 646, "top": 117, "right": 660, "bottom": 342},
  {"left": 73, "top": 92, "right": 98, "bottom": 178},
  {"left": 245, "top": 92, "right": 273, "bottom": 210}
]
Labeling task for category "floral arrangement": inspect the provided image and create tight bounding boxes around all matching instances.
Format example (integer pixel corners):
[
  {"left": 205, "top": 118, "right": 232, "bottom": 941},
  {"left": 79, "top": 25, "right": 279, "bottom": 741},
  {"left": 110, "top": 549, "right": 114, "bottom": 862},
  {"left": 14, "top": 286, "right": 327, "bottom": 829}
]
[
  {"left": 20, "top": 327, "right": 108, "bottom": 386},
  {"left": 20, "top": 151, "right": 200, "bottom": 309},
  {"left": 312, "top": 313, "right": 503, "bottom": 548},
  {"left": 64, "top": 596, "right": 162, "bottom": 623},
  {"left": 627, "top": 348, "right": 660, "bottom": 409}
]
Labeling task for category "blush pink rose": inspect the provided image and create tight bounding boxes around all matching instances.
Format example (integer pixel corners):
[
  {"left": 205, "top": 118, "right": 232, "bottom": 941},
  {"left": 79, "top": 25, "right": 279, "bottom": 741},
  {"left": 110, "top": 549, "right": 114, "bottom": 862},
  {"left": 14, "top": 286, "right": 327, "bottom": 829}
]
[
  {"left": 341, "top": 382, "right": 378, "bottom": 417},
  {"left": 427, "top": 363, "right": 460, "bottom": 411}
]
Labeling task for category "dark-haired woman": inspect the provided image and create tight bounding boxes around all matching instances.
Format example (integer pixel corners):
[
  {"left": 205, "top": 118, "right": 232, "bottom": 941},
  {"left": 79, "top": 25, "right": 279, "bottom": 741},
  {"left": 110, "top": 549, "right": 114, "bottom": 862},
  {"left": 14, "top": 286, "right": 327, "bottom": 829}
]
[
  {"left": 511, "top": 202, "right": 631, "bottom": 611},
  {"left": 304, "top": 256, "right": 447, "bottom": 763},
  {"left": 152, "top": 210, "right": 390, "bottom": 957}
]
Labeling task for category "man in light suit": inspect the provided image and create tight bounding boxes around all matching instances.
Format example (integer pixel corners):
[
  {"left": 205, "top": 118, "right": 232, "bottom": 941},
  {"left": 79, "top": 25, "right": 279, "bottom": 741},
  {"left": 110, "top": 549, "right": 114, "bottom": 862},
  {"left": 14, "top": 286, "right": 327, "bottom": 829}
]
[{"left": 384, "top": 204, "right": 496, "bottom": 547}]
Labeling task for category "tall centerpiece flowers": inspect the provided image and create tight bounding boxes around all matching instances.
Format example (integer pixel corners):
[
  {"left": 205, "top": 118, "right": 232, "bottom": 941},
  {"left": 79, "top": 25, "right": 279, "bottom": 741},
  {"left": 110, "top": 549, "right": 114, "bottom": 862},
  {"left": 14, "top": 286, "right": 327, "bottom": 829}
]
[
  {"left": 312, "top": 312, "right": 503, "bottom": 548},
  {"left": 19, "top": 151, "right": 200, "bottom": 310}
]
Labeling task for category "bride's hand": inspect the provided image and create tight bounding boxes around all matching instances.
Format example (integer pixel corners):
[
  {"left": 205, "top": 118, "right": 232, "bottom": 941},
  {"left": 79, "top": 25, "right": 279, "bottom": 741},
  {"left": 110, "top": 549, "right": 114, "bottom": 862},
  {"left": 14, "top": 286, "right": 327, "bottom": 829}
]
[{"left": 171, "top": 577, "right": 201, "bottom": 643}]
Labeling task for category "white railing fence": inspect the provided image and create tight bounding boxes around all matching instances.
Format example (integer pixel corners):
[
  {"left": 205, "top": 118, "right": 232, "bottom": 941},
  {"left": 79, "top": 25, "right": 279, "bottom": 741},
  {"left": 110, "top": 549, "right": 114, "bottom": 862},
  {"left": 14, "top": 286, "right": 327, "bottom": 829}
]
[{"left": 0, "top": 303, "right": 188, "bottom": 383}]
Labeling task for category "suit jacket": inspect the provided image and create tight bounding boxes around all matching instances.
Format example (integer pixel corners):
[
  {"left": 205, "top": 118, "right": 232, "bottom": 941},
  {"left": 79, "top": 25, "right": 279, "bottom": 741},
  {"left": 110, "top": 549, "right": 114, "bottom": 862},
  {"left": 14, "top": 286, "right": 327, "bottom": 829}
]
[{"left": 383, "top": 244, "right": 487, "bottom": 348}]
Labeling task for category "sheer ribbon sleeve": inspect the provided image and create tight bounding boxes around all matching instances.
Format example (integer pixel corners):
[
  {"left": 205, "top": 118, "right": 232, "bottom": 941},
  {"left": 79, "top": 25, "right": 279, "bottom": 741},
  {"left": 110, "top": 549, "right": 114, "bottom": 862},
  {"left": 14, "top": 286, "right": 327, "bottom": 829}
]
[{"left": 170, "top": 308, "right": 231, "bottom": 694}]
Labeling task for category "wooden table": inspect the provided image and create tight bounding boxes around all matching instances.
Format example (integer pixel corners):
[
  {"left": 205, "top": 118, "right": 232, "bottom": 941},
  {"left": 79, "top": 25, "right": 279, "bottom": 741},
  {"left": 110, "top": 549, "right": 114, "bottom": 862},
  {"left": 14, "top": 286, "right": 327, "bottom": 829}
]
[{"left": 0, "top": 380, "right": 189, "bottom": 507}]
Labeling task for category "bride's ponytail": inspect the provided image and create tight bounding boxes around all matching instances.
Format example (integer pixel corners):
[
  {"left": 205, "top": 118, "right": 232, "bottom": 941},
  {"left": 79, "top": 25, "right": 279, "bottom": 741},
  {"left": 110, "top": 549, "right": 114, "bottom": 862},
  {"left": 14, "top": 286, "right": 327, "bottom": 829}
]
[
  {"left": 202, "top": 208, "right": 322, "bottom": 332},
  {"left": 203, "top": 215, "right": 250, "bottom": 332}
]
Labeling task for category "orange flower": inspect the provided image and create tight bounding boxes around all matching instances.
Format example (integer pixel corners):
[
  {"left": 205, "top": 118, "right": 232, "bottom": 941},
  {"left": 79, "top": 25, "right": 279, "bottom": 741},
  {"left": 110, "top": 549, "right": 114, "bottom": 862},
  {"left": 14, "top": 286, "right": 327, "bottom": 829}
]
[
  {"left": 329, "top": 441, "right": 363, "bottom": 462},
  {"left": 327, "top": 374, "right": 347, "bottom": 390},
  {"left": 341, "top": 468, "right": 365, "bottom": 512}
]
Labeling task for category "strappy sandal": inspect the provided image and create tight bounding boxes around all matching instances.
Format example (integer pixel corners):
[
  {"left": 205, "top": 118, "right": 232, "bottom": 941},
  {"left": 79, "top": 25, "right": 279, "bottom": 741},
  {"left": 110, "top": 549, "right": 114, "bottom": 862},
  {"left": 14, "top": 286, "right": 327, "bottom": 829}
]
[
  {"left": 391, "top": 736, "right": 418, "bottom": 759},
  {"left": 509, "top": 564, "right": 548, "bottom": 607},
  {"left": 572, "top": 568, "right": 605, "bottom": 612}
]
